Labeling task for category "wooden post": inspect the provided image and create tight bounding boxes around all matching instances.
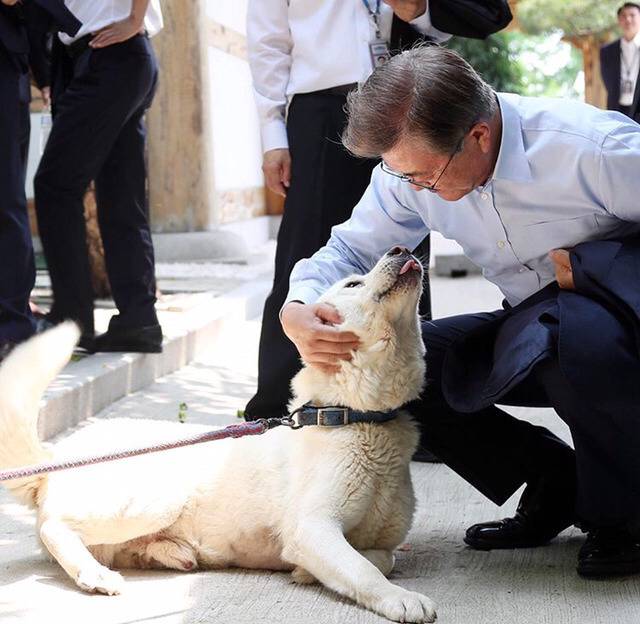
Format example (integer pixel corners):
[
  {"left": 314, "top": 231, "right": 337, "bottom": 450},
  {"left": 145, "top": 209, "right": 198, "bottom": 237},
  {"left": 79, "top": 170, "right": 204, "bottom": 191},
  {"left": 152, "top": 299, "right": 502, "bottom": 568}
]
[
  {"left": 566, "top": 34, "right": 609, "bottom": 109},
  {"left": 147, "top": 1, "right": 215, "bottom": 232}
]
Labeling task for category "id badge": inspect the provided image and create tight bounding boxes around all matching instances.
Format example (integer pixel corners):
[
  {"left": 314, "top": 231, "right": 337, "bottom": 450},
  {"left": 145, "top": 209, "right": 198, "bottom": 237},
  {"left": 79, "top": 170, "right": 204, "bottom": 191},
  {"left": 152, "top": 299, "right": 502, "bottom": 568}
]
[
  {"left": 369, "top": 39, "right": 391, "bottom": 68},
  {"left": 622, "top": 78, "right": 634, "bottom": 97}
]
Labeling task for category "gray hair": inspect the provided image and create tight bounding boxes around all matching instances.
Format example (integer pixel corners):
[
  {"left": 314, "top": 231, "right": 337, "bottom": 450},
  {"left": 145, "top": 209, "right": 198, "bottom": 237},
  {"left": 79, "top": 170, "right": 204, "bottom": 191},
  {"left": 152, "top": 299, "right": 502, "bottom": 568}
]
[{"left": 342, "top": 46, "right": 498, "bottom": 157}]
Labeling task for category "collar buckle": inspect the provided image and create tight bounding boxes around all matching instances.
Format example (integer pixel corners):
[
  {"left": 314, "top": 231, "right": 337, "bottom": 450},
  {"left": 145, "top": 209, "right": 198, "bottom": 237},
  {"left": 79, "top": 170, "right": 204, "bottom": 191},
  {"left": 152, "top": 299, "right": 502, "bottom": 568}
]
[{"left": 317, "top": 407, "right": 349, "bottom": 426}]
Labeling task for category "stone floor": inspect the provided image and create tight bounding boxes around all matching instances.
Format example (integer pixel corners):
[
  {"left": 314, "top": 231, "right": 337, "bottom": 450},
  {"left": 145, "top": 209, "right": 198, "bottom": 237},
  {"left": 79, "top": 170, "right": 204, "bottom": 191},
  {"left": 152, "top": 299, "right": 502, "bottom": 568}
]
[{"left": 1, "top": 275, "right": 639, "bottom": 624}]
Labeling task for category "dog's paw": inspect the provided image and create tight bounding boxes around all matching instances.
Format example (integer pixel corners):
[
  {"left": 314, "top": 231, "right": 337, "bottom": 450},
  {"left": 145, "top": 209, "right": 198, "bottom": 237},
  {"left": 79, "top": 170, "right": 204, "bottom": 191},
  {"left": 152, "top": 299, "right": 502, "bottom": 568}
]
[
  {"left": 76, "top": 566, "right": 125, "bottom": 595},
  {"left": 291, "top": 566, "right": 317, "bottom": 584},
  {"left": 373, "top": 587, "right": 437, "bottom": 623}
]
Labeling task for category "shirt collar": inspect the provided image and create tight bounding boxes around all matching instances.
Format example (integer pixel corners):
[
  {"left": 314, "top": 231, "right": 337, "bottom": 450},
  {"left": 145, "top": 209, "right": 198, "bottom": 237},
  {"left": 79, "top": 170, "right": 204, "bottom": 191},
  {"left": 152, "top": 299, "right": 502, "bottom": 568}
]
[
  {"left": 621, "top": 33, "right": 640, "bottom": 49},
  {"left": 490, "top": 93, "right": 532, "bottom": 184}
]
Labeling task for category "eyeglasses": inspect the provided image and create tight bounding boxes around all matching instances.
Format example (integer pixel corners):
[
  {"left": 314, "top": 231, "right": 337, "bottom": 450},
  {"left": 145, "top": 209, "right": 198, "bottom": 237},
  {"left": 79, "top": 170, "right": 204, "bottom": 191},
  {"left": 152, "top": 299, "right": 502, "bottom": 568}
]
[{"left": 380, "top": 136, "right": 465, "bottom": 192}]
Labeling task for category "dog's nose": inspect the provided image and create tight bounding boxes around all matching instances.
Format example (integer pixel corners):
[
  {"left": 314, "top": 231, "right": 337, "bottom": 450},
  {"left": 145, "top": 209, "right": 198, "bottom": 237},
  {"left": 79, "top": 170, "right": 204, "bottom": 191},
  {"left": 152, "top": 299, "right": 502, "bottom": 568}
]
[{"left": 388, "top": 246, "right": 410, "bottom": 257}]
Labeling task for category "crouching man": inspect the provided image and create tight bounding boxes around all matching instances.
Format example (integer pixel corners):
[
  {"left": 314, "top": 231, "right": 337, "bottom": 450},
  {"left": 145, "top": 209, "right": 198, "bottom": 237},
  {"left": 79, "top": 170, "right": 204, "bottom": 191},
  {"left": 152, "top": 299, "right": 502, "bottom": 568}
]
[{"left": 281, "top": 46, "right": 640, "bottom": 578}]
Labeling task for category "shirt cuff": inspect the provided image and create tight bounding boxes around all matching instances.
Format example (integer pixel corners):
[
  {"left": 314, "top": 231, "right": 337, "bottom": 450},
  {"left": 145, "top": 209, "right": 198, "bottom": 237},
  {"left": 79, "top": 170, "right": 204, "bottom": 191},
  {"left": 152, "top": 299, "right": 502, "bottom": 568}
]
[
  {"left": 261, "top": 119, "right": 289, "bottom": 153},
  {"left": 280, "top": 286, "right": 323, "bottom": 317}
]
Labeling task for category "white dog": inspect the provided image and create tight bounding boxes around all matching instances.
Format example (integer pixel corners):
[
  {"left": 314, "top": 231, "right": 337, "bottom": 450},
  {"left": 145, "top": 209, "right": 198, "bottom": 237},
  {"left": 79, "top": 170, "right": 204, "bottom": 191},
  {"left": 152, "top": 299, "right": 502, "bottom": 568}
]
[{"left": 0, "top": 248, "right": 436, "bottom": 623}]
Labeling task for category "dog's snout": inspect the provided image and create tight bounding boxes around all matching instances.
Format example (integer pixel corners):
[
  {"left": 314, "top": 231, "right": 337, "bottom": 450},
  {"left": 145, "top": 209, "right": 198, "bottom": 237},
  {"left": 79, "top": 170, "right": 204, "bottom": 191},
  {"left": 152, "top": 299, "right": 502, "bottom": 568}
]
[{"left": 388, "top": 246, "right": 410, "bottom": 257}]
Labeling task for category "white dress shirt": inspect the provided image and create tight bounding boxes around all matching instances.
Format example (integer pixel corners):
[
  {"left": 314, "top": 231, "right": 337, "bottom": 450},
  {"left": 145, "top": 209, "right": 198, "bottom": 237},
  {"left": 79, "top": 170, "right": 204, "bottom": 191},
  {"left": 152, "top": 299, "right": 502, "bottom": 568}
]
[
  {"left": 59, "top": 0, "right": 163, "bottom": 45},
  {"left": 247, "top": 0, "right": 450, "bottom": 153},
  {"left": 619, "top": 32, "right": 640, "bottom": 106},
  {"left": 287, "top": 94, "right": 640, "bottom": 307}
]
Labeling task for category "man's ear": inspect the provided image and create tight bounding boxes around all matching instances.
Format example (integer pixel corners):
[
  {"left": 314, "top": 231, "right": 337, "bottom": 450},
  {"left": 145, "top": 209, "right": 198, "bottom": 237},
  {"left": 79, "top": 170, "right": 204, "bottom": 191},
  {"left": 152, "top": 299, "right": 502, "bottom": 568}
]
[{"left": 470, "top": 122, "right": 492, "bottom": 154}]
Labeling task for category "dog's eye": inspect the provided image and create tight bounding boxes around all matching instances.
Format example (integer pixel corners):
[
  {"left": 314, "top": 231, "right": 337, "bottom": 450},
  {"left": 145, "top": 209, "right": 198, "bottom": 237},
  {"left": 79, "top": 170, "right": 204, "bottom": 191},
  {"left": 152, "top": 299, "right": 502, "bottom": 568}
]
[{"left": 344, "top": 280, "right": 363, "bottom": 289}]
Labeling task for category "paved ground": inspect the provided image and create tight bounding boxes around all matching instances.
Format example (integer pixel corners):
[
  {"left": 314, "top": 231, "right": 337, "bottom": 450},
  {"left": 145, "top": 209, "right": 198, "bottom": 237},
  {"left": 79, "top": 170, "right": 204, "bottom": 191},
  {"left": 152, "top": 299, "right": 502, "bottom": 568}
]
[{"left": 1, "top": 275, "right": 639, "bottom": 624}]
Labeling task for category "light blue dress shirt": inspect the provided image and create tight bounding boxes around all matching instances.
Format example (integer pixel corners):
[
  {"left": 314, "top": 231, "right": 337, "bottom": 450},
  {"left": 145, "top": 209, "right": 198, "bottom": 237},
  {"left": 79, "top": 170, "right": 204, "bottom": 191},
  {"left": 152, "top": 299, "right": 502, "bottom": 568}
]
[{"left": 287, "top": 93, "right": 640, "bottom": 307}]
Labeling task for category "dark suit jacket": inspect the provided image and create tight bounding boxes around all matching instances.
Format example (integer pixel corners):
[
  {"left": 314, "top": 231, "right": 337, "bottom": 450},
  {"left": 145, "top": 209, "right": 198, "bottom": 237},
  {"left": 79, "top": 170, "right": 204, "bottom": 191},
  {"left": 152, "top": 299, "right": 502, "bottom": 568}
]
[
  {"left": 441, "top": 237, "right": 640, "bottom": 413},
  {"left": 390, "top": 0, "right": 513, "bottom": 52},
  {"left": 0, "top": 5, "right": 29, "bottom": 69},
  {"left": 600, "top": 38, "right": 640, "bottom": 118}
]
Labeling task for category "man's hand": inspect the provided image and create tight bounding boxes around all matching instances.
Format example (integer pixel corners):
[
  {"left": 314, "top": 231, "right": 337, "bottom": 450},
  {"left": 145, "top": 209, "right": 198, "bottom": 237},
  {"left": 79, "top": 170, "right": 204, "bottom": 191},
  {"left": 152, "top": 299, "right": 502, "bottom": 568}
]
[
  {"left": 40, "top": 86, "right": 51, "bottom": 109},
  {"left": 281, "top": 302, "right": 361, "bottom": 374},
  {"left": 549, "top": 249, "right": 575, "bottom": 290},
  {"left": 383, "top": 0, "right": 427, "bottom": 22},
  {"left": 90, "top": 15, "right": 145, "bottom": 49},
  {"left": 262, "top": 148, "right": 291, "bottom": 197},
  {"left": 1, "top": 0, "right": 20, "bottom": 6}
]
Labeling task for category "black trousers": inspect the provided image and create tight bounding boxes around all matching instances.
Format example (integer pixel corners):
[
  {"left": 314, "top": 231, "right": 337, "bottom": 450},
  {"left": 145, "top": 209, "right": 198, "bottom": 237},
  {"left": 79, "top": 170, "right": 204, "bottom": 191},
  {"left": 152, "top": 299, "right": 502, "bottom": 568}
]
[
  {"left": 414, "top": 312, "right": 640, "bottom": 531},
  {"left": 245, "top": 91, "right": 379, "bottom": 419},
  {"left": 34, "top": 35, "right": 159, "bottom": 335},
  {"left": 0, "top": 47, "right": 36, "bottom": 343}
]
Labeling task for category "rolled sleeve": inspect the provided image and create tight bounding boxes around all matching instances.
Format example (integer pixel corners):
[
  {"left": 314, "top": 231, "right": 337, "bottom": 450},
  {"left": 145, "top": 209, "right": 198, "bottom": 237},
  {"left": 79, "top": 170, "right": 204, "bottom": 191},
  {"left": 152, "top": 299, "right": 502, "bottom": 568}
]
[{"left": 598, "top": 119, "right": 640, "bottom": 222}]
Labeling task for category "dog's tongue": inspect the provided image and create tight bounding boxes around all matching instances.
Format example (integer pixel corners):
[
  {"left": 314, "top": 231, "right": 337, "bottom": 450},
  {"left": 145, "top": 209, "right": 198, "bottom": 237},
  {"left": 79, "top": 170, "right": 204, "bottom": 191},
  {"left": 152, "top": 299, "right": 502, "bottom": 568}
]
[{"left": 399, "top": 259, "right": 420, "bottom": 275}]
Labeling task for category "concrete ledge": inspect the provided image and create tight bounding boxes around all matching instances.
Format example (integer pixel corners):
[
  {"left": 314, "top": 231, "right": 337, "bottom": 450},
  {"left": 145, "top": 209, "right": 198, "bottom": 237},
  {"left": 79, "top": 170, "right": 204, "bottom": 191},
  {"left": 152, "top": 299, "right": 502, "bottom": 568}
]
[{"left": 37, "top": 277, "right": 272, "bottom": 441}]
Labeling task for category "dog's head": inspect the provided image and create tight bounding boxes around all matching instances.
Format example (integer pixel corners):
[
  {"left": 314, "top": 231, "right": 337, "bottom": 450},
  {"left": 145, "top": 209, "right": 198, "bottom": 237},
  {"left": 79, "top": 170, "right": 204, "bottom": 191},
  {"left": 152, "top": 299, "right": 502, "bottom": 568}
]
[{"left": 290, "top": 247, "right": 426, "bottom": 412}]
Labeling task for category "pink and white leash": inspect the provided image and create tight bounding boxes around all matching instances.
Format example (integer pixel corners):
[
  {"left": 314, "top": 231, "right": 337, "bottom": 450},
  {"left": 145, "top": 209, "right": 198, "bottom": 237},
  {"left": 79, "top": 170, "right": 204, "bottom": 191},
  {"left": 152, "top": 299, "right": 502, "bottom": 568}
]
[{"left": 0, "top": 417, "right": 294, "bottom": 482}]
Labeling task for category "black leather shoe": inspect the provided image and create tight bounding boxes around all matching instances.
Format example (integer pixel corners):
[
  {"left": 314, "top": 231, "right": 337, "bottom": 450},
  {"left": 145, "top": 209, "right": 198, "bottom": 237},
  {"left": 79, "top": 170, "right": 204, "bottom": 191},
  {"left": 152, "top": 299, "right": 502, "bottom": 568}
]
[
  {"left": 92, "top": 323, "right": 163, "bottom": 353},
  {"left": 464, "top": 476, "right": 576, "bottom": 550},
  {"left": 577, "top": 528, "right": 640, "bottom": 578}
]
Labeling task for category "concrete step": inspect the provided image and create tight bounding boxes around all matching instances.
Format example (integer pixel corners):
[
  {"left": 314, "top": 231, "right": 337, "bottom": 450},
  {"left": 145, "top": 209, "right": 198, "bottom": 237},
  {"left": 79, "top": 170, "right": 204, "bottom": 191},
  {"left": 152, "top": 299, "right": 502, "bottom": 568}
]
[{"left": 37, "top": 276, "right": 272, "bottom": 441}]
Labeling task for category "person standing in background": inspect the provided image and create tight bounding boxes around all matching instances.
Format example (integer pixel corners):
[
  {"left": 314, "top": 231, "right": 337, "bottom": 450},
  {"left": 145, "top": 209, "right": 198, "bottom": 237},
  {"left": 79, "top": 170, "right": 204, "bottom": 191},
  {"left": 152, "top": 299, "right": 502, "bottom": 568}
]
[
  {"left": 0, "top": 0, "right": 79, "bottom": 360},
  {"left": 34, "top": 0, "right": 164, "bottom": 353},
  {"left": 601, "top": 2, "right": 640, "bottom": 120},
  {"left": 244, "top": 0, "right": 451, "bottom": 427}
]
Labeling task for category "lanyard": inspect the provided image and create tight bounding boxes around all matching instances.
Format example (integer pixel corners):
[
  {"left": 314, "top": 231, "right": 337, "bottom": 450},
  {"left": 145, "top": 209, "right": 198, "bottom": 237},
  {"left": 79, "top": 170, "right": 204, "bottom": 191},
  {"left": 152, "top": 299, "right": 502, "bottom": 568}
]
[{"left": 361, "top": 0, "right": 382, "bottom": 38}]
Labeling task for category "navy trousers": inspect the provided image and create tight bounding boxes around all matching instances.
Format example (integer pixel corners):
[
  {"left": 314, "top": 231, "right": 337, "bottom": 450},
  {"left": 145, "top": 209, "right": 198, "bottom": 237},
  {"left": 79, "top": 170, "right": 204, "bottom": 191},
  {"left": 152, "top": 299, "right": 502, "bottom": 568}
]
[
  {"left": 414, "top": 312, "right": 640, "bottom": 531},
  {"left": 34, "top": 35, "right": 159, "bottom": 335},
  {"left": 0, "top": 47, "right": 36, "bottom": 343}
]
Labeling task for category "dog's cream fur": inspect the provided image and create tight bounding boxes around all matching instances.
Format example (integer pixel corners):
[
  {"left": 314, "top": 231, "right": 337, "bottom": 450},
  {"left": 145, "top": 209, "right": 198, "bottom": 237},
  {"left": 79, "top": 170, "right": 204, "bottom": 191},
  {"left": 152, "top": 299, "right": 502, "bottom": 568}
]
[{"left": 0, "top": 251, "right": 436, "bottom": 623}]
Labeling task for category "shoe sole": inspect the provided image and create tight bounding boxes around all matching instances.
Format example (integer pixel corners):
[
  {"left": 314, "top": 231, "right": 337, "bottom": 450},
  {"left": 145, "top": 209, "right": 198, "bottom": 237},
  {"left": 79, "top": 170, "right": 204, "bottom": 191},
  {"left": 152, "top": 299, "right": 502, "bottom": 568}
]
[
  {"left": 463, "top": 535, "right": 554, "bottom": 551},
  {"left": 91, "top": 344, "right": 163, "bottom": 354}
]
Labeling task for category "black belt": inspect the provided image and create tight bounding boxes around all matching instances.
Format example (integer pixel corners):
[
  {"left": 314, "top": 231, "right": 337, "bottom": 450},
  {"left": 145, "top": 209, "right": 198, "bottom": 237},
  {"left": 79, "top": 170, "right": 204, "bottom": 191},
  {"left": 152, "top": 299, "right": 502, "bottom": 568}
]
[
  {"left": 65, "top": 33, "right": 92, "bottom": 59},
  {"left": 64, "top": 31, "right": 149, "bottom": 60},
  {"left": 314, "top": 83, "right": 358, "bottom": 97}
]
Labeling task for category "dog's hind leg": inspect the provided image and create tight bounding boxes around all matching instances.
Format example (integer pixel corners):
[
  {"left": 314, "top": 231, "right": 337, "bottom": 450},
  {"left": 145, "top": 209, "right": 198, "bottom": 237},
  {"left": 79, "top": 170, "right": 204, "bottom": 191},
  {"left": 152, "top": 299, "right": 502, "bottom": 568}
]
[
  {"left": 40, "top": 519, "right": 125, "bottom": 595},
  {"left": 283, "top": 520, "right": 436, "bottom": 623}
]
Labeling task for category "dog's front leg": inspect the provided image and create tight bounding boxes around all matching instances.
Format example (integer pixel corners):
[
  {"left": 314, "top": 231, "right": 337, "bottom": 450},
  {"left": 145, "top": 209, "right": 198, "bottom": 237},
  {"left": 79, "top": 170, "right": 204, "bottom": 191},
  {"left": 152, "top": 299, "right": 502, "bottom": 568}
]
[
  {"left": 40, "top": 519, "right": 124, "bottom": 595},
  {"left": 283, "top": 520, "right": 436, "bottom": 623}
]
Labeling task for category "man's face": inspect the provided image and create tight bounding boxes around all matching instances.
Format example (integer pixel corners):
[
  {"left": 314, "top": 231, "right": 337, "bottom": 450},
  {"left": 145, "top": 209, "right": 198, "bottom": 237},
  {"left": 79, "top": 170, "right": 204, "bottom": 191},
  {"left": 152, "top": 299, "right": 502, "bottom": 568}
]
[
  {"left": 619, "top": 6, "right": 640, "bottom": 40},
  {"left": 380, "top": 123, "right": 495, "bottom": 202}
]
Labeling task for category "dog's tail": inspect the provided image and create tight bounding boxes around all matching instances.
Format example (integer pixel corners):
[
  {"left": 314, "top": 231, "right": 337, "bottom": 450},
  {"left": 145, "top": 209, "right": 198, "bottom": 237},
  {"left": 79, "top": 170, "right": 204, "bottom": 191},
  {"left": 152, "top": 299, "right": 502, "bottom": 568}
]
[{"left": 0, "top": 322, "right": 80, "bottom": 507}]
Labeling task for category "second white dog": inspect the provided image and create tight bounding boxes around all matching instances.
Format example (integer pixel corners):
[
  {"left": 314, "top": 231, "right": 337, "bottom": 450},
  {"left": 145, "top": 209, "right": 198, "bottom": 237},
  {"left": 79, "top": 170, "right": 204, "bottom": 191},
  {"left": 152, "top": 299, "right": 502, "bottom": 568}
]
[{"left": 0, "top": 247, "right": 436, "bottom": 623}]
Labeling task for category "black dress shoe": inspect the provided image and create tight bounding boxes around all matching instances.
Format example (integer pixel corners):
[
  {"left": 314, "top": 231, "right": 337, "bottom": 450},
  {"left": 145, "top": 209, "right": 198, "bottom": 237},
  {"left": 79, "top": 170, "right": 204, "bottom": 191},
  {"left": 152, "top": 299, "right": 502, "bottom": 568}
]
[
  {"left": 464, "top": 475, "right": 576, "bottom": 550},
  {"left": 577, "top": 528, "right": 640, "bottom": 578},
  {"left": 92, "top": 323, "right": 163, "bottom": 353}
]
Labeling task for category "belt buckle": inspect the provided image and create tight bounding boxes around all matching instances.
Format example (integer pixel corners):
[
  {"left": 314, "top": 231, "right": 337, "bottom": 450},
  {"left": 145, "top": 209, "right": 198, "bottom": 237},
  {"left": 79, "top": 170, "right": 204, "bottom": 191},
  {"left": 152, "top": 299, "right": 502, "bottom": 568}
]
[{"left": 317, "top": 407, "right": 349, "bottom": 426}]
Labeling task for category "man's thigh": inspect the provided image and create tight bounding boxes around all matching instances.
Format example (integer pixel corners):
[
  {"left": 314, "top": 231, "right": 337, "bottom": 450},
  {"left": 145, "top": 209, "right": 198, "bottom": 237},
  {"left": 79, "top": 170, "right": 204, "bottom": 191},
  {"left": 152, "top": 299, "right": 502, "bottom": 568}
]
[
  {"left": 422, "top": 311, "right": 501, "bottom": 376},
  {"left": 421, "top": 310, "right": 552, "bottom": 408}
]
